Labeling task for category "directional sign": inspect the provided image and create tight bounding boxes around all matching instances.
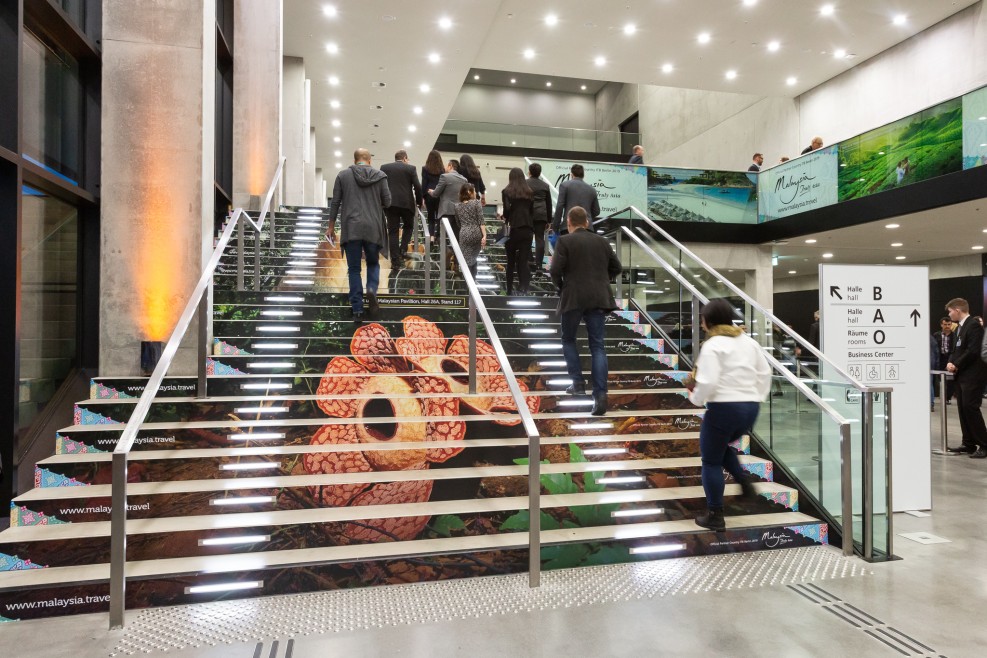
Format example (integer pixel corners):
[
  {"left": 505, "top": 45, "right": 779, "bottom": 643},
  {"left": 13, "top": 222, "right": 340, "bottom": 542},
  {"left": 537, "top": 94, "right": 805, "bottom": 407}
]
[{"left": 819, "top": 265, "right": 930, "bottom": 512}]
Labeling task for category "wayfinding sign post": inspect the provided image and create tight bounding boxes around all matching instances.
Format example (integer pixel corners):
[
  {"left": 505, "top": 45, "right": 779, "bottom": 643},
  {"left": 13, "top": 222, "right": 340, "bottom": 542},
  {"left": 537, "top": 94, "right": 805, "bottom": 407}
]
[{"left": 819, "top": 264, "right": 930, "bottom": 512}]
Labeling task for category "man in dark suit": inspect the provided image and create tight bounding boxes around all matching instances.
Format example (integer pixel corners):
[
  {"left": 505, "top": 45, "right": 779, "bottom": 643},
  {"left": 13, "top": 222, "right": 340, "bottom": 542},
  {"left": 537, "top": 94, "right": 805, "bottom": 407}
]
[
  {"left": 628, "top": 145, "right": 644, "bottom": 164},
  {"left": 550, "top": 206, "right": 623, "bottom": 416},
  {"left": 380, "top": 149, "right": 423, "bottom": 269},
  {"left": 748, "top": 153, "right": 764, "bottom": 172},
  {"left": 527, "top": 162, "right": 553, "bottom": 275},
  {"left": 551, "top": 164, "right": 600, "bottom": 235},
  {"left": 945, "top": 298, "right": 987, "bottom": 457},
  {"left": 933, "top": 316, "right": 957, "bottom": 407}
]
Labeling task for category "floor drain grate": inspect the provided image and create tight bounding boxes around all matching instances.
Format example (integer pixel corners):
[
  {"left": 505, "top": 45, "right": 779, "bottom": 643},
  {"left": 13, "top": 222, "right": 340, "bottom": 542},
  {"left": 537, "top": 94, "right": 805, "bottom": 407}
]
[{"left": 789, "top": 583, "right": 941, "bottom": 657}]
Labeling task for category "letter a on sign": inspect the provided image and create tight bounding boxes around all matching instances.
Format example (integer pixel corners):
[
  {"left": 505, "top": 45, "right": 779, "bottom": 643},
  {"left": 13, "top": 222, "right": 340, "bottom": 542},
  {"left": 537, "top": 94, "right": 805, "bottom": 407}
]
[{"left": 873, "top": 309, "right": 885, "bottom": 323}]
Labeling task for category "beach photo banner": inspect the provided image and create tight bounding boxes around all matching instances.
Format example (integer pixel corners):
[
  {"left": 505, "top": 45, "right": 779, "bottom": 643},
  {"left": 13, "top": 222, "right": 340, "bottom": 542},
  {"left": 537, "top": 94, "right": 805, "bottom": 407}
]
[
  {"left": 837, "top": 97, "right": 963, "bottom": 202},
  {"left": 962, "top": 86, "right": 987, "bottom": 170},
  {"left": 647, "top": 167, "right": 758, "bottom": 224},
  {"left": 758, "top": 146, "right": 839, "bottom": 222},
  {"left": 538, "top": 159, "right": 647, "bottom": 218}
]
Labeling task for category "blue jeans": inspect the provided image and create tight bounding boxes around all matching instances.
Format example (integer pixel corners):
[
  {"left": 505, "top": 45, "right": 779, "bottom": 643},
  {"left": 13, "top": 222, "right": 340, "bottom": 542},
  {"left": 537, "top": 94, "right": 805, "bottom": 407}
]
[
  {"left": 343, "top": 239, "right": 380, "bottom": 313},
  {"left": 699, "top": 401, "right": 760, "bottom": 510},
  {"left": 560, "top": 308, "right": 608, "bottom": 395}
]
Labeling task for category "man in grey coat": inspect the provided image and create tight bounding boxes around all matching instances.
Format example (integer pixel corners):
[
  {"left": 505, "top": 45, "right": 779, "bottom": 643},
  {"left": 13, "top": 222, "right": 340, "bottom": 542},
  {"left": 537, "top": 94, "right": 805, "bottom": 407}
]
[
  {"left": 380, "top": 149, "right": 423, "bottom": 269},
  {"left": 551, "top": 164, "right": 601, "bottom": 235},
  {"left": 328, "top": 148, "right": 391, "bottom": 321},
  {"left": 430, "top": 159, "right": 468, "bottom": 236},
  {"left": 550, "top": 206, "right": 622, "bottom": 415}
]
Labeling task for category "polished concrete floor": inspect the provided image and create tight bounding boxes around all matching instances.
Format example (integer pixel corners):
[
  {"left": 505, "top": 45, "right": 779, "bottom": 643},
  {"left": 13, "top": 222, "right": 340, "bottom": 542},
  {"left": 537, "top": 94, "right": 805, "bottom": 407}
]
[{"left": 0, "top": 404, "right": 982, "bottom": 657}]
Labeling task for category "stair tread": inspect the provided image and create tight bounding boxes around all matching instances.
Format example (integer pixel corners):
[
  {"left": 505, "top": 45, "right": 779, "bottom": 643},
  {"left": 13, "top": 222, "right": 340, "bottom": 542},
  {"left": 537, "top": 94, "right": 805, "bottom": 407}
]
[
  {"left": 0, "top": 483, "right": 797, "bottom": 542},
  {"left": 17, "top": 455, "right": 771, "bottom": 501},
  {"left": 0, "top": 511, "right": 821, "bottom": 589}
]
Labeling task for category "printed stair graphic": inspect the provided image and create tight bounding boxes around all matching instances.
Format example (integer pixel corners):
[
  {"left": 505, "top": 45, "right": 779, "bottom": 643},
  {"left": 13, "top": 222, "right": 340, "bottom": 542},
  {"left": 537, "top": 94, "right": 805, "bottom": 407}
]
[{"left": 0, "top": 209, "right": 828, "bottom": 622}]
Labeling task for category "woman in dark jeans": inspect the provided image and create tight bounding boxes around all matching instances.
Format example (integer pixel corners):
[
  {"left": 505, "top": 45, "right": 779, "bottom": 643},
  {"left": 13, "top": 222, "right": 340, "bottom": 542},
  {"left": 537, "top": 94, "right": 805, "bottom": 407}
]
[
  {"left": 500, "top": 167, "right": 534, "bottom": 296},
  {"left": 457, "top": 154, "right": 486, "bottom": 207},
  {"left": 421, "top": 149, "right": 444, "bottom": 244}
]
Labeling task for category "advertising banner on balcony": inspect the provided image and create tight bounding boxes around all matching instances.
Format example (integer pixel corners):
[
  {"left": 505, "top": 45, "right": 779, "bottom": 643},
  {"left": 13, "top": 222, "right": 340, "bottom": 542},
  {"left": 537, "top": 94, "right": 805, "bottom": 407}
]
[
  {"left": 837, "top": 98, "right": 963, "bottom": 202},
  {"left": 758, "top": 146, "right": 839, "bottom": 222},
  {"left": 963, "top": 86, "right": 987, "bottom": 170},
  {"left": 647, "top": 167, "right": 758, "bottom": 224},
  {"left": 538, "top": 159, "right": 646, "bottom": 218}
]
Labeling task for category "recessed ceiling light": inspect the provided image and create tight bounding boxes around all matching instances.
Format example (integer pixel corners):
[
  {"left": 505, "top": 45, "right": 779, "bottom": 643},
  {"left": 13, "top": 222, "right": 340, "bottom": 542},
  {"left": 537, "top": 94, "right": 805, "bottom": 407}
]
[
  {"left": 438, "top": 16, "right": 452, "bottom": 30},
  {"left": 546, "top": 81, "right": 552, "bottom": 87},
  {"left": 820, "top": 4, "right": 835, "bottom": 17},
  {"left": 594, "top": 56, "right": 606, "bottom": 66},
  {"left": 419, "top": 83, "right": 430, "bottom": 93},
  {"left": 413, "top": 106, "right": 422, "bottom": 114},
  {"left": 329, "top": 99, "right": 340, "bottom": 109},
  {"left": 697, "top": 32, "right": 711, "bottom": 44},
  {"left": 428, "top": 52, "right": 440, "bottom": 63},
  {"left": 511, "top": 141, "right": 516, "bottom": 145},
  {"left": 834, "top": 49, "right": 847, "bottom": 59},
  {"left": 893, "top": 14, "right": 907, "bottom": 26},
  {"left": 331, "top": 119, "right": 341, "bottom": 127},
  {"left": 822, "top": 253, "right": 834, "bottom": 258},
  {"left": 891, "top": 242, "right": 902, "bottom": 247},
  {"left": 545, "top": 14, "right": 558, "bottom": 27},
  {"left": 328, "top": 75, "right": 340, "bottom": 85},
  {"left": 786, "top": 76, "right": 798, "bottom": 86},
  {"left": 325, "top": 42, "right": 339, "bottom": 55},
  {"left": 473, "top": 74, "right": 480, "bottom": 80},
  {"left": 895, "top": 255, "right": 907, "bottom": 260},
  {"left": 322, "top": 5, "right": 337, "bottom": 18},
  {"left": 580, "top": 84, "right": 587, "bottom": 90},
  {"left": 805, "top": 239, "right": 817, "bottom": 244},
  {"left": 788, "top": 270, "right": 797, "bottom": 274},
  {"left": 403, "top": 140, "right": 411, "bottom": 148},
  {"left": 333, "top": 136, "right": 341, "bottom": 143},
  {"left": 974, "top": 246, "right": 985, "bottom": 250},
  {"left": 725, "top": 70, "right": 737, "bottom": 80},
  {"left": 408, "top": 124, "right": 417, "bottom": 132},
  {"left": 662, "top": 63, "right": 674, "bottom": 73},
  {"left": 333, "top": 150, "right": 341, "bottom": 157},
  {"left": 524, "top": 48, "right": 535, "bottom": 59},
  {"left": 623, "top": 23, "right": 636, "bottom": 36},
  {"left": 767, "top": 41, "right": 780, "bottom": 52},
  {"left": 335, "top": 162, "right": 342, "bottom": 168},
  {"left": 885, "top": 223, "right": 900, "bottom": 228},
  {"left": 510, "top": 78, "right": 516, "bottom": 84}
]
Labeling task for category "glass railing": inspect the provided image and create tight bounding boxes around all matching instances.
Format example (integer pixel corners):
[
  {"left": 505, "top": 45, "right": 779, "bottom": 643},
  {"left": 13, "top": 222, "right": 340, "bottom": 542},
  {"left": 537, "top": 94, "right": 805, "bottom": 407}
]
[
  {"left": 441, "top": 119, "right": 639, "bottom": 155},
  {"left": 604, "top": 206, "right": 893, "bottom": 561}
]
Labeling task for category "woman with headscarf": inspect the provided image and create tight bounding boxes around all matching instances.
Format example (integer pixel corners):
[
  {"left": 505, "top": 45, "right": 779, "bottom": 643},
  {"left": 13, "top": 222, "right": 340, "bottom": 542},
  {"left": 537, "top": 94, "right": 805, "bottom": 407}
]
[{"left": 685, "top": 299, "right": 772, "bottom": 531}]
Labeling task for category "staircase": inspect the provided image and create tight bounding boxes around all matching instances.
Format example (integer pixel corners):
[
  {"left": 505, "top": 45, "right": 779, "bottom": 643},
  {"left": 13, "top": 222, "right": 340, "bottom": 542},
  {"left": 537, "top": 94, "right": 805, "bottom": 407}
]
[{"left": 0, "top": 205, "right": 827, "bottom": 623}]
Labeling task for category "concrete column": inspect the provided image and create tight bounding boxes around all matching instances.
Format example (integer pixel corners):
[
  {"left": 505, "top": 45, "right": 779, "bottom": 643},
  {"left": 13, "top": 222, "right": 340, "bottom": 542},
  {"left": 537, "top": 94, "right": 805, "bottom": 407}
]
[
  {"left": 232, "top": 0, "right": 283, "bottom": 208},
  {"left": 100, "top": 0, "right": 215, "bottom": 375},
  {"left": 282, "top": 56, "right": 306, "bottom": 206}
]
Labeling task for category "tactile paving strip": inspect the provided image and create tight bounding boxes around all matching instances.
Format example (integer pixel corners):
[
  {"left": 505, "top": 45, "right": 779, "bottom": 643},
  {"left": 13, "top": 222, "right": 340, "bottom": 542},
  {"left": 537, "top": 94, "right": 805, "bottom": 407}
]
[{"left": 112, "top": 546, "right": 868, "bottom": 656}]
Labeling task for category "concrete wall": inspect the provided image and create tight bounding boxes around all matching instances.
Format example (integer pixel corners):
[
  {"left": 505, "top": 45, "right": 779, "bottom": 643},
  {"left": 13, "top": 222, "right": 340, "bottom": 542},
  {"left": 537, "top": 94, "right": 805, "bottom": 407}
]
[
  {"left": 282, "top": 56, "right": 307, "bottom": 205},
  {"left": 100, "top": 0, "right": 214, "bottom": 375},
  {"left": 448, "top": 85, "right": 597, "bottom": 130},
  {"left": 232, "top": 0, "right": 282, "bottom": 208},
  {"left": 799, "top": 2, "right": 987, "bottom": 146}
]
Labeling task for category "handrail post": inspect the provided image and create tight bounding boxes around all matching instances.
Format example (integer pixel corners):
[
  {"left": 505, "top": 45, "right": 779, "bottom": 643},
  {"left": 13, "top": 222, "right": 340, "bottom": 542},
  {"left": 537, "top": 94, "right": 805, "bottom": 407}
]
[
  {"left": 933, "top": 372, "right": 955, "bottom": 455},
  {"left": 862, "top": 391, "right": 874, "bottom": 560},
  {"left": 253, "top": 227, "right": 261, "bottom": 291},
  {"left": 439, "top": 222, "right": 447, "bottom": 295},
  {"left": 884, "top": 391, "right": 894, "bottom": 559},
  {"left": 269, "top": 212, "right": 276, "bottom": 250},
  {"left": 614, "top": 230, "right": 623, "bottom": 305},
  {"left": 197, "top": 289, "right": 209, "bottom": 398},
  {"left": 236, "top": 213, "right": 245, "bottom": 291},
  {"left": 108, "top": 452, "right": 128, "bottom": 628},
  {"left": 840, "top": 422, "right": 854, "bottom": 556},
  {"left": 691, "top": 294, "right": 701, "bottom": 365},
  {"left": 528, "top": 426, "right": 541, "bottom": 588},
  {"left": 468, "top": 295, "right": 477, "bottom": 394}
]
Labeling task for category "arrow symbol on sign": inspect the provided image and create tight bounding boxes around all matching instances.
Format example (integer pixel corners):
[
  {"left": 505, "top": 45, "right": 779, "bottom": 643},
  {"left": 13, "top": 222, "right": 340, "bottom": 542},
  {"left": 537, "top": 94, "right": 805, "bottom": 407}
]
[
  {"left": 910, "top": 309, "right": 921, "bottom": 326},
  {"left": 830, "top": 285, "right": 843, "bottom": 300}
]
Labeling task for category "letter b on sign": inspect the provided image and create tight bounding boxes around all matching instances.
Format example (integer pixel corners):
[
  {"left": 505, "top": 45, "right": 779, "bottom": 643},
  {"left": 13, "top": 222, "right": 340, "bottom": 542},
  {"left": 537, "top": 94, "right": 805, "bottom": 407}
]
[{"left": 873, "top": 287, "right": 882, "bottom": 301}]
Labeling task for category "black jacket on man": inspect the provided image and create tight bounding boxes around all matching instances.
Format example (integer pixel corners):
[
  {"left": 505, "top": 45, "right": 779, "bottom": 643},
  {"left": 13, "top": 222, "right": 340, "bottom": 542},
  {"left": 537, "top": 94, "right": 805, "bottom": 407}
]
[
  {"left": 550, "top": 227, "right": 622, "bottom": 315},
  {"left": 526, "top": 176, "right": 553, "bottom": 227},
  {"left": 380, "top": 160, "right": 423, "bottom": 210},
  {"left": 951, "top": 316, "right": 987, "bottom": 449}
]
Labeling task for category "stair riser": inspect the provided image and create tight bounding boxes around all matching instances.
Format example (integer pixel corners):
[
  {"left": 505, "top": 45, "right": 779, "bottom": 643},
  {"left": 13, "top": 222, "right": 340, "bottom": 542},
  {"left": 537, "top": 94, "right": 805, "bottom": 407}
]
[{"left": 0, "top": 520, "right": 825, "bottom": 621}]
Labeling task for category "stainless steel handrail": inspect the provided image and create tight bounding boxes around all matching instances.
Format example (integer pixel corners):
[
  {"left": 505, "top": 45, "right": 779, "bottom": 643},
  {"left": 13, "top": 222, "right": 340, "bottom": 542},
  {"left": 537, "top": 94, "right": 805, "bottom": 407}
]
[
  {"left": 109, "top": 158, "right": 285, "bottom": 629},
  {"left": 618, "top": 222, "right": 862, "bottom": 558},
  {"left": 439, "top": 216, "right": 542, "bottom": 587},
  {"left": 415, "top": 207, "right": 432, "bottom": 292},
  {"left": 237, "top": 157, "right": 286, "bottom": 291}
]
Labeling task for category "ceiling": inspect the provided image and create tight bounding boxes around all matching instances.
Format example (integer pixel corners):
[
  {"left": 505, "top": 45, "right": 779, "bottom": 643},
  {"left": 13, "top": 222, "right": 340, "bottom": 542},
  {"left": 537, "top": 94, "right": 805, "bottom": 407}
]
[{"left": 283, "top": 0, "right": 982, "bottom": 275}]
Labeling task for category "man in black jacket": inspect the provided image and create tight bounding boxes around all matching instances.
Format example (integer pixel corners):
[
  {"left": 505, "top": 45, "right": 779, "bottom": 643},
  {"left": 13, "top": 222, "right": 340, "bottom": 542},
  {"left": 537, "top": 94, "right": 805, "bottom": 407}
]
[
  {"left": 527, "top": 162, "right": 553, "bottom": 275},
  {"left": 933, "top": 316, "right": 957, "bottom": 405},
  {"left": 550, "top": 207, "right": 623, "bottom": 416},
  {"left": 380, "top": 149, "right": 423, "bottom": 269},
  {"left": 945, "top": 298, "right": 987, "bottom": 457},
  {"left": 552, "top": 164, "right": 600, "bottom": 235}
]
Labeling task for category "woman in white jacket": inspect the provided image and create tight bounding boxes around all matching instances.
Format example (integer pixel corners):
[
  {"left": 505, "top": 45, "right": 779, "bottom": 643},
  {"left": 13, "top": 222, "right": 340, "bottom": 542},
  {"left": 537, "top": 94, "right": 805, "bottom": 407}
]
[{"left": 686, "top": 299, "right": 772, "bottom": 531}]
